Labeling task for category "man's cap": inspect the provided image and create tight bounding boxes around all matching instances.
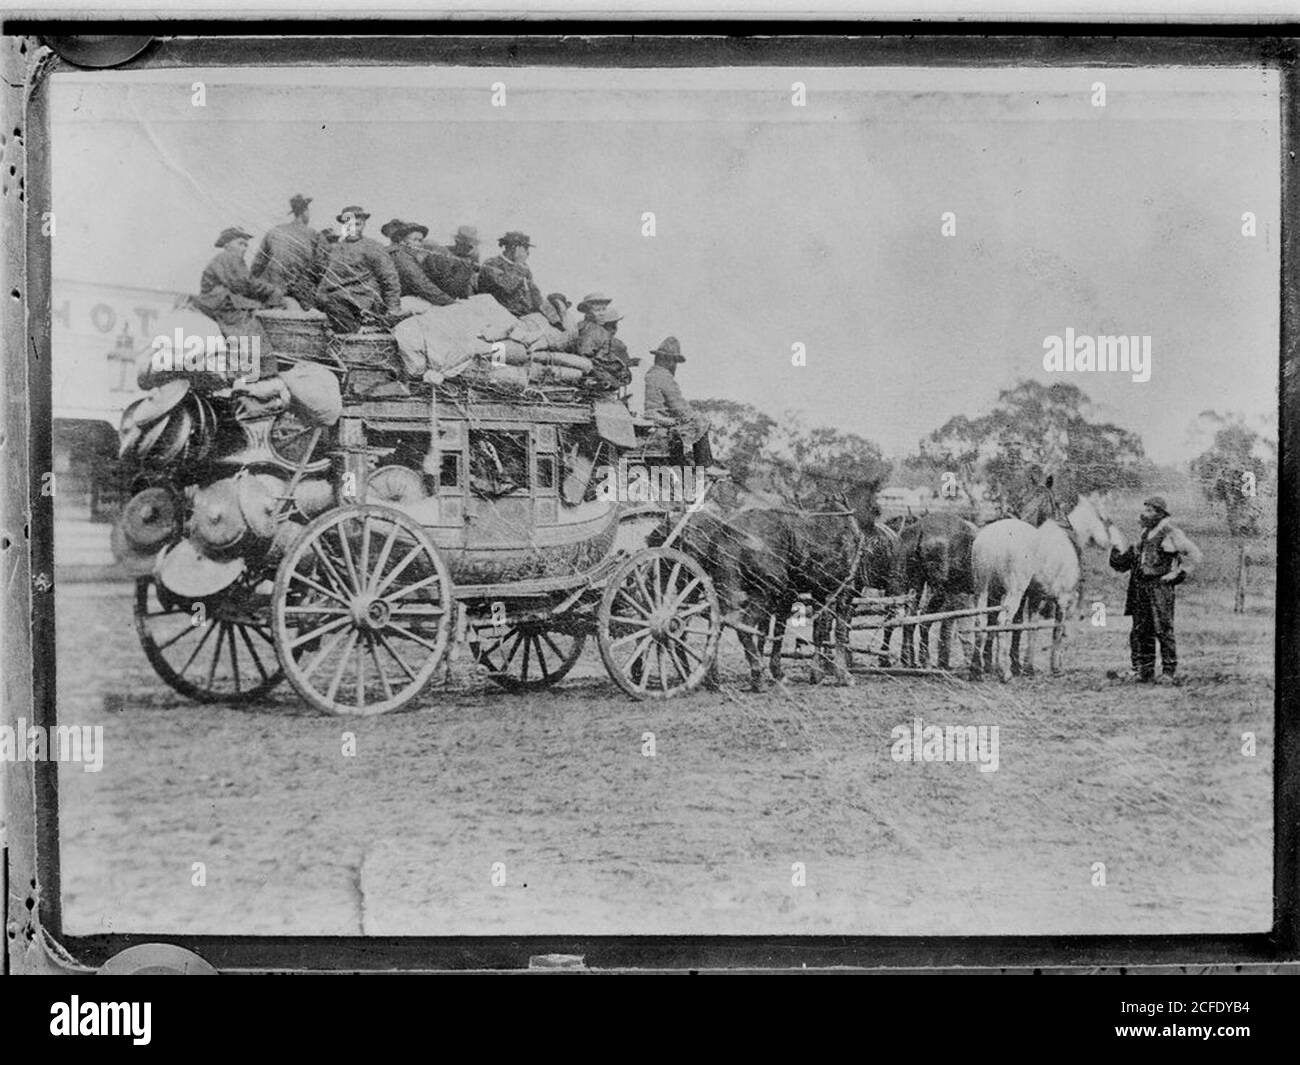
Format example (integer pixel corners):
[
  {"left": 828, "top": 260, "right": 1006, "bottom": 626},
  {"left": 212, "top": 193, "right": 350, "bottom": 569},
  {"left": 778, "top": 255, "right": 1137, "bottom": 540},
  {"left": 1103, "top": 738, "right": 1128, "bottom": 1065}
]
[
  {"left": 215, "top": 226, "right": 253, "bottom": 248},
  {"left": 1143, "top": 495, "right": 1170, "bottom": 515},
  {"left": 651, "top": 336, "right": 685, "bottom": 362},
  {"left": 379, "top": 218, "right": 406, "bottom": 240},
  {"left": 452, "top": 225, "right": 480, "bottom": 246},
  {"left": 336, "top": 205, "right": 371, "bottom": 223},
  {"left": 498, "top": 231, "right": 533, "bottom": 248},
  {"left": 289, "top": 193, "right": 312, "bottom": 213},
  {"left": 577, "top": 292, "right": 611, "bottom": 313},
  {"left": 593, "top": 303, "right": 623, "bottom": 325},
  {"left": 547, "top": 292, "right": 570, "bottom": 309},
  {"left": 396, "top": 221, "right": 429, "bottom": 241}
]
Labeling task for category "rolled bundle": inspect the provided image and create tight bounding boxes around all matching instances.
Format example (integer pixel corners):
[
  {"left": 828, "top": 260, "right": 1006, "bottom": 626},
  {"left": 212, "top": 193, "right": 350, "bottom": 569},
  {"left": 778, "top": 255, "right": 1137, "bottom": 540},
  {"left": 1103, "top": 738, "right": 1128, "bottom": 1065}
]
[
  {"left": 528, "top": 364, "right": 586, "bottom": 385},
  {"left": 488, "top": 338, "right": 531, "bottom": 367},
  {"left": 530, "top": 350, "right": 592, "bottom": 373}
]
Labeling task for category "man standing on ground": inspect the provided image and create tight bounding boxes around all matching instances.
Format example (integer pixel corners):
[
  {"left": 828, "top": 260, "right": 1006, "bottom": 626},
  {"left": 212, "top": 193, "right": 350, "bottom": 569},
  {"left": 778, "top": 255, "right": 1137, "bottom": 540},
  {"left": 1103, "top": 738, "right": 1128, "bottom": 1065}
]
[{"left": 1107, "top": 495, "right": 1203, "bottom": 684}]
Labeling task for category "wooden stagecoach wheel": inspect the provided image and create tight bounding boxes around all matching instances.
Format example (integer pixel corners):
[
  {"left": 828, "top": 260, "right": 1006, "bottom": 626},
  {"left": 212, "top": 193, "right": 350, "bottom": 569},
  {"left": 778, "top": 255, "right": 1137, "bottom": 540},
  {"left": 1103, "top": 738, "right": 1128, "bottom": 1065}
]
[
  {"left": 271, "top": 504, "right": 453, "bottom": 715},
  {"left": 597, "top": 547, "right": 720, "bottom": 700},
  {"left": 134, "top": 575, "right": 284, "bottom": 703},
  {"left": 468, "top": 620, "right": 587, "bottom": 692}
]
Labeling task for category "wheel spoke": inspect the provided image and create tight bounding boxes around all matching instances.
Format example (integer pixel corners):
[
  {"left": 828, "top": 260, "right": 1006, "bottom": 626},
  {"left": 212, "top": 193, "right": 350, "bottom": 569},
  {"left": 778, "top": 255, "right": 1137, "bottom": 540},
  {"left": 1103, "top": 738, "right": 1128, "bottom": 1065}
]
[
  {"left": 383, "top": 572, "right": 443, "bottom": 603},
  {"left": 178, "top": 620, "right": 218, "bottom": 677},
  {"left": 615, "top": 588, "right": 650, "bottom": 619},
  {"left": 667, "top": 576, "right": 703, "bottom": 613},
  {"left": 657, "top": 642, "right": 668, "bottom": 692},
  {"left": 534, "top": 635, "right": 552, "bottom": 680},
  {"left": 355, "top": 633, "right": 366, "bottom": 708},
  {"left": 373, "top": 542, "right": 424, "bottom": 598},
  {"left": 520, "top": 633, "right": 532, "bottom": 680},
  {"left": 228, "top": 623, "right": 242, "bottom": 692},
  {"left": 310, "top": 541, "right": 354, "bottom": 598},
  {"left": 290, "top": 569, "right": 350, "bottom": 607},
  {"left": 156, "top": 622, "right": 202, "bottom": 652},
  {"left": 666, "top": 632, "right": 706, "bottom": 666},
  {"left": 368, "top": 522, "right": 400, "bottom": 594},
  {"left": 289, "top": 613, "right": 353, "bottom": 651},
  {"left": 609, "top": 625, "right": 653, "bottom": 649},
  {"left": 302, "top": 624, "right": 353, "bottom": 679},
  {"left": 325, "top": 630, "right": 359, "bottom": 705},
  {"left": 369, "top": 637, "right": 395, "bottom": 700},
  {"left": 501, "top": 629, "right": 526, "bottom": 669},
  {"left": 386, "top": 621, "right": 441, "bottom": 653},
  {"left": 334, "top": 521, "right": 363, "bottom": 597},
  {"left": 206, "top": 623, "right": 226, "bottom": 691},
  {"left": 237, "top": 624, "right": 271, "bottom": 681},
  {"left": 376, "top": 632, "right": 417, "bottom": 681}
]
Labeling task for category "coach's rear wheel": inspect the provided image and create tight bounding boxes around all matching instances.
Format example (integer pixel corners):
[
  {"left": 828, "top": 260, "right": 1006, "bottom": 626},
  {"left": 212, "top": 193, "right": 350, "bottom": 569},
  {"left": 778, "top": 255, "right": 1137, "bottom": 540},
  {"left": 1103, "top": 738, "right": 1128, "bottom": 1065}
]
[
  {"left": 468, "top": 621, "right": 587, "bottom": 691},
  {"left": 271, "top": 504, "right": 452, "bottom": 715},
  {"left": 597, "top": 547, "right": 720, "bottom": 700},
  {"left": 135, "top": 574, "right": 284, "bottom": 703}
]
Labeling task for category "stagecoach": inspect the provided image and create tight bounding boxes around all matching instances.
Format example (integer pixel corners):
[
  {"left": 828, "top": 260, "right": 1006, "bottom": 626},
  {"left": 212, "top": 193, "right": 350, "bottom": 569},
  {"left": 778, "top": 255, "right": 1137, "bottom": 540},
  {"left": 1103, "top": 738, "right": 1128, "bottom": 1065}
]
[{"left": 118, "top": 315, "right": 723, "bottom": 715}]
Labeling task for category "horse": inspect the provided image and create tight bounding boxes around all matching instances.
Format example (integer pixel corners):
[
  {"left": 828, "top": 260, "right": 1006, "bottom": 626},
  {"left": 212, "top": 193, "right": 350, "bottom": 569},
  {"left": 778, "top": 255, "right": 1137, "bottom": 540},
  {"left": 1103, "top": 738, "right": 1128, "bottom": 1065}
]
[
  {"left": 891, "top": 512, "right": 978, "bottom": 670},
  {"left": 671, "top": 473, "right": 881, "bottom": 690},
  {"left": 971, "top": 491, "right": 1112, "bottom": 679}
]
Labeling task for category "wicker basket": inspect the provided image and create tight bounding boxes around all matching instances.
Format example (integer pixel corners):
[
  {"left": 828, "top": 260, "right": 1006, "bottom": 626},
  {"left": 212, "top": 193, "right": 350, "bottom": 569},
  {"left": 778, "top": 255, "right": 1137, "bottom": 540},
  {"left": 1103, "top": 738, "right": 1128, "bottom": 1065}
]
[
  {"left": 254, "top": 309, "right": 331, "bottom": 357},
  {"left": 331, "top": 330, "right": 402, "bottom": 372}
]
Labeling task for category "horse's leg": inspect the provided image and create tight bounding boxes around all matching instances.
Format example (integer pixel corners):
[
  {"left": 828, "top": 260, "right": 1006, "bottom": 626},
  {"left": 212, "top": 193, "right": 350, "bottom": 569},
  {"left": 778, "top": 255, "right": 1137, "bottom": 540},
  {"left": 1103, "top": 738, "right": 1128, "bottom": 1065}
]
[
  {"left": 969, "top": 585, "right": 987, "bottom": 679},
  {"left": 833, "top": 595, "right": 857, "bottom": 686},
  {"left": 914, "top": 582, "right": 934, "bottom": 669},
  {"left": 1050, "top": 599, "right": 1066, "bottom": 675},
  {"left": 1021, "top": 597, "right": 1038, "bottom": 677},
  {"left": 768, "top": 612, "right": 787, "bottom": 681},
  {"left": 997, "top": 580, "right": 1028, "bottom": 682},
  {"left": 736, "top": 625, "right": 766, "bottom": 692}
]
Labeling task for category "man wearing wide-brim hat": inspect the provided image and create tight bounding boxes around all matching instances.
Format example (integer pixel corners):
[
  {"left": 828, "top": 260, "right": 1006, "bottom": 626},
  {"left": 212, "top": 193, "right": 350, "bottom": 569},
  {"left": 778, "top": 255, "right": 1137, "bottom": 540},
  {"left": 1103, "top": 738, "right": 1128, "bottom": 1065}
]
[
  {"left": 1107, "top": 494, "right": 1203, "bottom": 684},
  {"left": 421, "top": 224, "right": 481, "bottom": 300},
  {"left": 193, "top": 226, "right": 285, "bottom": 372},
  {"left": 479, "top": 231, "right": 554, "bottom": 322},
  {"left": 575, "top": 301, "right": 635, "bottom": 390},
  {"left": 314, "top": 205, "right": 404, "bottom": 333},
  {"left": 386, "top": 221, "right": 454, "bottom": 307},
  {"left": 251, "top": 193, "right": 323, "bottom": 309},
  {"left": 642, "top": 337, "right": 725, "bottom": 477}
]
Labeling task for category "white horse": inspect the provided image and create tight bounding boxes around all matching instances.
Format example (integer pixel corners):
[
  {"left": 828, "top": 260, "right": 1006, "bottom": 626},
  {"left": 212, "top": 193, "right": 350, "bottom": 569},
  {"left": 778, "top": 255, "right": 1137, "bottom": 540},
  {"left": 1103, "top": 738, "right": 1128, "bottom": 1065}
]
[{"left": 971, "top": 493, "right": 1114, "bottom": 679}]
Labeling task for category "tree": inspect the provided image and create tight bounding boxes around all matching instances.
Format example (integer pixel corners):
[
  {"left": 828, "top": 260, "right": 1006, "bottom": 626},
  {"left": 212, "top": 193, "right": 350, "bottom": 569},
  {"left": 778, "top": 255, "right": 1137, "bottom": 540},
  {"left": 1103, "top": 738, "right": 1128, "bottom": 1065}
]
[
  {"left": 915, "top": 380, "right": 1145, "bottom": 517},
  {"left": 1190, "top": 412, "right": 1274, "bottom": 612},
  {"left": 692, "top": 398, "right": 777, "bottom": 485}
]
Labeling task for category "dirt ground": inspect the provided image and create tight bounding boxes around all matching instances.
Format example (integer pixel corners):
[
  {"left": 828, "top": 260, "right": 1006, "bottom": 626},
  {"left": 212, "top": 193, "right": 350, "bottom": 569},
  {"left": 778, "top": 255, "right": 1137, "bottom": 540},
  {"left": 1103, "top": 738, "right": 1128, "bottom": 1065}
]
[{"left": 54, "top": 570, "right": 1274, "bottom": 938}]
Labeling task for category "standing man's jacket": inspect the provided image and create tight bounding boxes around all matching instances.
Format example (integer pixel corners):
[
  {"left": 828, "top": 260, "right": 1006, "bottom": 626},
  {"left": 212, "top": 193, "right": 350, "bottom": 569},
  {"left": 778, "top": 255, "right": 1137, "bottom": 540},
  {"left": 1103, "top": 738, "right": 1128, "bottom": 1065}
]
[
  {"left": 316, "top": 236, "right": 402, "bottom": 315},
  {"left": 478, "top": 254, "right": 543, "bottom": 318},
  {"left": 389, "top": 245, "right": 455, "bottom": 306},
  {"left": 252, "top": 220, "right": 322, "bottom": 304},
  {"left": 1109, "top": 516, "right": 1202, "bottom": 615}
]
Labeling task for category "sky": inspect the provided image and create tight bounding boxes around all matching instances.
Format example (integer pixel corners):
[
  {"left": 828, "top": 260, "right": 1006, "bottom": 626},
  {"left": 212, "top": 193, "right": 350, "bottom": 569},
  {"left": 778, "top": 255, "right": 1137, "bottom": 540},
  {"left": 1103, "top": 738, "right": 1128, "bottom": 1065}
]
[{"left": 49, "top": 65, "right": 1281, "bottom": 464}]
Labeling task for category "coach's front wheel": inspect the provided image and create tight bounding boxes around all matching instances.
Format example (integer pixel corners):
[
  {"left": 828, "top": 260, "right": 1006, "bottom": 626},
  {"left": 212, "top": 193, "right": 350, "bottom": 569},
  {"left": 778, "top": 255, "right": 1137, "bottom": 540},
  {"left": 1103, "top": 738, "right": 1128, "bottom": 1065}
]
[{"left": 597, "top": 547, "right": 720, "bottom": 700}]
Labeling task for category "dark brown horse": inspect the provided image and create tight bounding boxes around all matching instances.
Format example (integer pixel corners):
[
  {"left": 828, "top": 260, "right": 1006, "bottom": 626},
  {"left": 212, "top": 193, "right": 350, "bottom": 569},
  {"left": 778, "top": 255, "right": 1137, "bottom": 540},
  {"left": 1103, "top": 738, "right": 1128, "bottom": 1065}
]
[
  {"left": 670, "top": 477, "right": 880, "bottom": 690},
  {"left": 891, "top": 512, "right": 978, "bottom": 669}
]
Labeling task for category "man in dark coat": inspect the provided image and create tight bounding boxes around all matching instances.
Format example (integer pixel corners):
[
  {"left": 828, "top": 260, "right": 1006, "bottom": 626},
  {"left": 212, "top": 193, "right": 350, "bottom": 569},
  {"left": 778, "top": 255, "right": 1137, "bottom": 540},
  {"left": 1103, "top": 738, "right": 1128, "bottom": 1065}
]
[
  {"left": 642, "top": 336, "right": 723, "bottom": 475},
  {"left": 420, "top": 224, "right": 480, "bottom": 299},
  {"left": 193, "top": 226, "right": 285, "bottom": 347},
  {"left": 382, "top": 221, "right": 455, "bottom": 306},
  {"left": 314, "top": 205, "right": 403, "bottom": 333},
  {"left": 478, "top": 231, "right": 548, "bottom": 319},
  {"left": 1108, "top": 495, "right": 1203, "bottom": 683},
  {"left": 251, "top": 193, "right": 322, "bottom": 308},
  {"left": 575, "top": 303, "right": 633, "bottom": 391}
]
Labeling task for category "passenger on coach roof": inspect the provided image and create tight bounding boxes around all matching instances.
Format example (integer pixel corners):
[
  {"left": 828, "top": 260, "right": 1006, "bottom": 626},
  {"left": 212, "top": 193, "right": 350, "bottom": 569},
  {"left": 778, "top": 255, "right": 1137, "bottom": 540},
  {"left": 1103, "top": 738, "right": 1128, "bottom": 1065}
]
[
  {"left": 314, "top": 205, "right": 403, "bottom": 333},
  {"left": 251, "top": 193, "right": 322, "bottom": 310},
  {"left": 194, "top": 225, "right": 285, "bottom": 344},
  {"left": 576, "top": 302, "right": 633, "bottom": 392},
  {"left": 419, "top": 225, "right": 482, "bottom": 301},
  {"left": 384, "top": 221, "right": 455, "bottom": 307},
  {"left": 479, "top": 231, "right": 556, "bottom": 322}
]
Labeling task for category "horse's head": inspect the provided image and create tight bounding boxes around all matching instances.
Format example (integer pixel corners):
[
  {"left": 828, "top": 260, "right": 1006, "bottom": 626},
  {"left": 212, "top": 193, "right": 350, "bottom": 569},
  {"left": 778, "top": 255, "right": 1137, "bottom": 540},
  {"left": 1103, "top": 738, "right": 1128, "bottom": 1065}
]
[{"left": 1067, "top": 493, "right": 1112, "bottom": 550}]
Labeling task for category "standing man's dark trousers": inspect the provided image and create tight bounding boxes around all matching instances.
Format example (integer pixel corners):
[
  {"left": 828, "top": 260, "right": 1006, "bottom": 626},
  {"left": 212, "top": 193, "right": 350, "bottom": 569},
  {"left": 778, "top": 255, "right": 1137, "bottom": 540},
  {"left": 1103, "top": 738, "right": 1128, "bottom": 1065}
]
[{"left": 1129, "top": 578, "right": 1177, "bottom": 678}]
